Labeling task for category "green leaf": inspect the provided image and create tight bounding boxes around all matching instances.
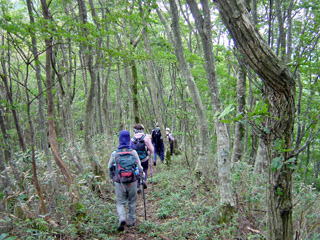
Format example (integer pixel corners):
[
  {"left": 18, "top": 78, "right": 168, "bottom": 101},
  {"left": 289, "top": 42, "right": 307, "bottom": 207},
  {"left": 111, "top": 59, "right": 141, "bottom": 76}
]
[
  {"left": 216, "top": 104, "right": 234, "bottom": 120},
  {"left": 271, "top": 156, "right": 284, "bottom": 172},
  {"left": 0, "top": 234, "right": 17, "bottom": 240},
  {"left": 0, "top": 234, "right": 9, "bottom": 240}
]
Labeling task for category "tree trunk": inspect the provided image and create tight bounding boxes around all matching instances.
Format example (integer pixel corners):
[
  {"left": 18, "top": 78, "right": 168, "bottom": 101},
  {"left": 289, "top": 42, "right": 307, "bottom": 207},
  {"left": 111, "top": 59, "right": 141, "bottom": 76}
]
[
  {"left": 116, "top": 63, "right": 124, "bottom": 130},
  {"left": 214, "top": 1, "right": 295, "bottom": 239},
  {"left": 26, "top": 0, "right": 49, "bottom": 154},
  {"left": 77, "top": 0, "right": 103, "bottom": 176},
  {"left": 0, "top": 107, "right": 13, "bottom": 192},
  {"left": 231, "top": 63, "right": 246, "bottom": 162},
  {"left": 187, "top": 0, "right": 235, "bottom": 209},
  {"left": 88, "top": 0, "right": 104, "bottom": 134},
  {"left": 141, "top": 10, "right": 164, "bottom": 130},
  {"left": 57, "top": 39, "right": 83, "bottom": 173},
  {"left": 131, "top": 59, "right": 140, "bottom": 124},
  {"left": 0, "top": 107, "right": 10, "bottom": 165},
  {"left": 0, "top": 66, "right": 26, "bottom": 152},
  {"left": 25, "top": 64, "right": 47, "bottom": 215},
  {"left": 169, "top": 0, "right": 210, "bottom": 174},
  {"left": 254, "top": 139, "right": 268, "bottom": 173},
  {"left": 275, "top": 0, "right": 286, "bottom": 60},
  {"left": 40, "top": 0, "right": 73, "bottom": 185}
]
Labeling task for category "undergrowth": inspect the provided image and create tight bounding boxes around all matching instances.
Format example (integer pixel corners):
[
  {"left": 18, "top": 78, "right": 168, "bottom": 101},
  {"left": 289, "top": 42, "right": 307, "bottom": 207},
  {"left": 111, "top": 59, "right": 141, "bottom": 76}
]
[{"left": 1, "top": 142, "right": 320, "bottom": 240}]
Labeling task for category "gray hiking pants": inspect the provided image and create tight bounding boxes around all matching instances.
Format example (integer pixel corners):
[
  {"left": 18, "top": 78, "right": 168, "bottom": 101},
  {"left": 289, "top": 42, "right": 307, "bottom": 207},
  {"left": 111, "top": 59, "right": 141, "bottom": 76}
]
[{"left": 114, "top": 181, "right": 138, "bottom": 224}]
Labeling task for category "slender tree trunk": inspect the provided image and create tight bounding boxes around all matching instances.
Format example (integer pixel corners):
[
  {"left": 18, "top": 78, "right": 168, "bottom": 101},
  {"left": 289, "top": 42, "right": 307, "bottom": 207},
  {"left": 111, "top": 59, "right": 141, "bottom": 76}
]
[
  {"left": 169, "top": 0, "right": 210, "bottom": 173},
  {"left": 40, "top": 0, "right": 73, "bottom": 185},
  {"left": 231, "top": 64, "right": 246, "bottom": 162},
  {"left": 268, "top": 0, "right": 274, "bottom": 46},
  {"left": 275, "top": 0, "right": 286, "bottom": 60},
  {"left": 286, "top": 0, "right": 294, "bottom": 63},
  {"left": 116, "top": 63, "right": 124, "bottom": 130},
  {"left": 102, "top": 63, "right": 112, "bottom": 134},
  {"left": 187, "top": 0, "right": 235, "bottom": 209},
  {"left": 26, "top": 0, "right": 49, "bottom": 154},
  {"left": 141, "top": 10, "right": 164, "bottom": 130},
  {"left": 57, "top": 39, "right": 83, "bottom": 173},
  {"left": 0, "top": 107, "right": 13, "bottom": 192},
  {"left": 214, "top": 1, "right": 295, "bottom": 239},
  {"left": 89, "top": 0, "right": 104, "bottom": 134},
  {"left": 131, "top": 60, "right": 140, "bottom": 123},
  {"left": 77, "top": 0, "right": 103, "bottom": 176},
  {"left": 0, "top": 107, "right": 10, "bottom": 165},
  {"left": 25, "top": 65, "right": 47, "bottom": 215},
  {"left": 0, "top": 99, "right": 24, "bottom": 190},
  {"left": 0, "top": 66, "right": 26, "bottom": 152},
  {"left": 254, "top": 139, "right": 268, "bottom": 173}
]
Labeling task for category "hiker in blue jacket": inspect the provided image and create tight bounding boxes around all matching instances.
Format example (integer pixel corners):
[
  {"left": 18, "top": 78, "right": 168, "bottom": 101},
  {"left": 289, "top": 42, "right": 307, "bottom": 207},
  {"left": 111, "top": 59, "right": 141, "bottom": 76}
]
[
  {"left": 108, "top": 130, "right": 144, "bottom": 231},
  {"left": 151, "top": 123, "right": 165, "bottom": 165}
]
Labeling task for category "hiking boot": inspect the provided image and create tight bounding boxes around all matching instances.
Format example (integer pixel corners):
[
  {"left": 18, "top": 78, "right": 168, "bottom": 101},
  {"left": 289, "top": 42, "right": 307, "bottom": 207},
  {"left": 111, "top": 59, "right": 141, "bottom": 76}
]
[
  {"left": 127, "top": 222, "right": 135, "bottom": 227},
  {"left": 117, "top": 221, "right": 126, "bottom": 232},
  {"left": 153, "top": 161, "right": 156, "bottom": 166},
  {"left": 137, "top": 188, "right": 141, "bottom": 194},
  {"left": 142, "top": 182, "right": 147, "bottom": 189}
]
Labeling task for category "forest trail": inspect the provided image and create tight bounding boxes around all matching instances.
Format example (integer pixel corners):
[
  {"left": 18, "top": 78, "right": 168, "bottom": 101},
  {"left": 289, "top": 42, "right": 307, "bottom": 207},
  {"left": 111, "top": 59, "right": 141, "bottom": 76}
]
[{"left": 113, "top": 168, "right": 169, "bottom": 240}]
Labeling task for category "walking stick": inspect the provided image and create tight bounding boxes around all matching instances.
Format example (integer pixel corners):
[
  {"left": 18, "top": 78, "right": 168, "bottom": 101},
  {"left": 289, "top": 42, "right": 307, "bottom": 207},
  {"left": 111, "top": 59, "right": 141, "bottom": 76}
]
[{"left": 142, "top": 179, "right": 147, "bottom": 221}]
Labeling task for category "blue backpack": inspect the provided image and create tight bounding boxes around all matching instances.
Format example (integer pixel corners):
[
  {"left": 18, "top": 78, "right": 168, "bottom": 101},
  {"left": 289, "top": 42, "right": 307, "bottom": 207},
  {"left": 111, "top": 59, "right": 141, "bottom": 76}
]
[
  {"left": 131, "top": 135, "right": 148, "bottom": 160},
  {"left": 111, "top": 149, "right": 138, "bottom": 183}
]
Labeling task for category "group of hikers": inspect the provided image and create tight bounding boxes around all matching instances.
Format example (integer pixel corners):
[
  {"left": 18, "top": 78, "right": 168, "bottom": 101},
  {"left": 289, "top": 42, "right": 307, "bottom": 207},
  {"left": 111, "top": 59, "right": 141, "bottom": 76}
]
[{"left": 108, "top": 123, "right": 175, "bottom": 231}]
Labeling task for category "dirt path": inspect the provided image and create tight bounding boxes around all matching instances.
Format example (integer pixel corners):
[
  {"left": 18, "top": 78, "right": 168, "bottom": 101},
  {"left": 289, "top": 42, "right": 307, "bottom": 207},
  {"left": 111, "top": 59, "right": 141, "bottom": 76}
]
[{"left": 115, "top": 171, "right": 165, "bottom": 240}]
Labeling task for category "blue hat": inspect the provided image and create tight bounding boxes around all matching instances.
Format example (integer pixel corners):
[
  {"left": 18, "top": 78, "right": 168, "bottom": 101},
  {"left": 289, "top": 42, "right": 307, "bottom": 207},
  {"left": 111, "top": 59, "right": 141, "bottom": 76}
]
[{"left": 118, "top": 130, "right": 131, "bottom": 149}]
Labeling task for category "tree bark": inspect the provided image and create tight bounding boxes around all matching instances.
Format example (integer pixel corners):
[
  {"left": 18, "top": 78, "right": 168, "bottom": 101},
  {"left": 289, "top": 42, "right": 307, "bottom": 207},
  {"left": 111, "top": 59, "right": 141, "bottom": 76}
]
[
  {"left": 254, "top": 139, "right": 268, "bottom": 173},
  {"left": 214, "top": 1, "right": 295, "bottom": 239},
  {"left": 275, "top": 0, "right": 286, "bottom": 60},
  {"left": 140, "top": 4, "right": 165, "bottom": 130},
  {"left": 25, "top": 64, "right": 47, "bottom": 215},
  {"left": 0, "top": 106, "right": 13, "bottom": 192},
  {"left": 231, "top": 63, "right": 246, "bottom": 163},
  {"left": 0, "top": 65, "right": 26, "bottom": 152},
  {"left": 26, "top": 0, "right": 49, "bottom": 154},
  {"left": 169, "top": 0, "right": 210, "bottom": 174},
  {"left": 40, "top": 0, "right": 73, "bottom": 185},
  {"left": 131, "top": 59, "right": 140, "bottom": 124},
  {"left": 77, "top": 0, "right": 103, "bottom": 176},
  {"left": 187, "top": 0, "right": 235, "bottom": 208}
]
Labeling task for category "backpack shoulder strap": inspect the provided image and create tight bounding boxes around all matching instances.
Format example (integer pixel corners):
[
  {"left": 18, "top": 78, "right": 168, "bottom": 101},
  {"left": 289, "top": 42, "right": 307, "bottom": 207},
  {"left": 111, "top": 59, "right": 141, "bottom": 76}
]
[{"left": 140, "top": 134, "right": 146, "bottom": 141}]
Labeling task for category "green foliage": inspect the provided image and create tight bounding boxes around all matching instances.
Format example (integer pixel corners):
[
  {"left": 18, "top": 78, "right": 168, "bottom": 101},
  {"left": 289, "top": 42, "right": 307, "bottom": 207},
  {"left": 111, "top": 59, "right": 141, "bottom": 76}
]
[
  {"left": 0, "top": 234, "right": 17, "bottom": 240},
  {"left": 138, "top": 220, "right": 157, "bottom": 233}
]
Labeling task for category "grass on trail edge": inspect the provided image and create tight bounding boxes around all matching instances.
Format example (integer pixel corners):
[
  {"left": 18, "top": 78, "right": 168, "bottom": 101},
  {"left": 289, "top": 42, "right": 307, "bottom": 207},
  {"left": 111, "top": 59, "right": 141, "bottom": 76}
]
[
  {"left": 1, "top": 155, "right": 263, "bottom": 240},
  {"left": 5, "top": 154, "right": 320, "bottom": 239},
  {"left": 104, "top": 156, "right": 262, "bottom": 240}
]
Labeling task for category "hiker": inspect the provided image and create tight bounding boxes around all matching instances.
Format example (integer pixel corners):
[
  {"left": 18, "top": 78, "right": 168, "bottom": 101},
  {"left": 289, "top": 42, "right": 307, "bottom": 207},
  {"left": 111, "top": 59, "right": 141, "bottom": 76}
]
[
  {"left": 151, "top": 123, "right": 164, "bottom": 165},
  {"left": 108, "top": 130, "right": 144, "bottom": 231},
  {"left": 166, "top": 127, "right": 175, "bottom": 156},
  {"left": 130, "top": 124, "right": 154, "bottom": 191}
]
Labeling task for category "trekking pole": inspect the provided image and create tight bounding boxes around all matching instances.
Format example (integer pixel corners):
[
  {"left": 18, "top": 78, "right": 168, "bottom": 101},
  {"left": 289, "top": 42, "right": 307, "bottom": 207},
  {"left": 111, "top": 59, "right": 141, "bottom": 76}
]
[{"left": 142, "top": 179, "right": 147, "bottom": 221}]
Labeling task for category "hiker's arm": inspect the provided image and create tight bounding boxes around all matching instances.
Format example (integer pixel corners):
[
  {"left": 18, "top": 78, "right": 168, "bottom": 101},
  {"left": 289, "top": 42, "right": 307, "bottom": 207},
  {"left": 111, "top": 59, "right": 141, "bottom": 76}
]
[
  {"left": 108, "top": 152, "right": 116, "bottom": 179},
  {"left": 144, "top": 136, "right": 154, "bottom": 156},
  {"left": 108, "top": 152, "right": 116, "bottom": 168}
]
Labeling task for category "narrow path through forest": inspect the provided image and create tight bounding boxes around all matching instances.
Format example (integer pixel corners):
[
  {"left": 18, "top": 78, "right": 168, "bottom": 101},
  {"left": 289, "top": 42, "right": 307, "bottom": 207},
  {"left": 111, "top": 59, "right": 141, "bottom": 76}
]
[{"left": 111, "top": 167, "right": 170, "bottom": 240}]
